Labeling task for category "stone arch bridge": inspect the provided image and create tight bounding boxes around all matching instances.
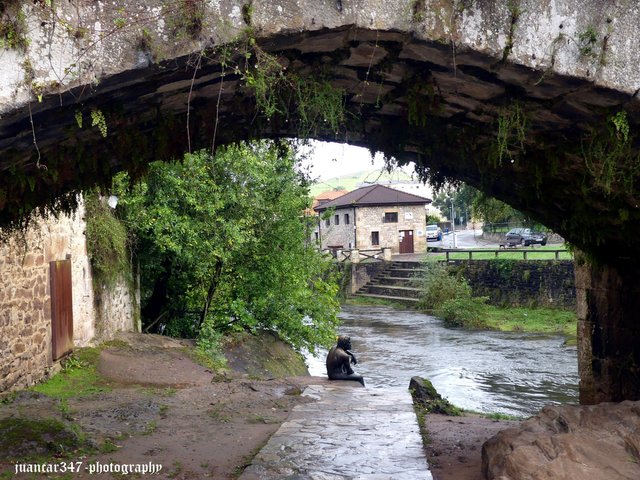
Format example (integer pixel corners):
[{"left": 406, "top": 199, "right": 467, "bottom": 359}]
[{"left": 1, "top": 0, "right": 640, "bottom": 404}]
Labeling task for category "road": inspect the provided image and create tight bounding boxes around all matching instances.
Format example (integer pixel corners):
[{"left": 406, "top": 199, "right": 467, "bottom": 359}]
[{"left": 430, "top": 229, "right": 501, "bottom": 249}]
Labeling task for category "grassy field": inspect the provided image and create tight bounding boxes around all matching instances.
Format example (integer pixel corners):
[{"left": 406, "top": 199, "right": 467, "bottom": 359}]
[
  {"left": 308, "top": 169, "right": 413, "bottom": 196},
  {"left": 423, "top": 244, "right": 573, "bottom": 261},
  {"left": 481, "top": 305, "right": 577, "bottom": 338}
]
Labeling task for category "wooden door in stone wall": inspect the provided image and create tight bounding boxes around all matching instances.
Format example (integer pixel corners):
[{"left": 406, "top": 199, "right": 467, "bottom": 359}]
[
  {"left": 50, "top": 258, "right": 73, "bottom": 361},
  {"left": 399, "top": 230, "right": 414, "bottom": 254}
]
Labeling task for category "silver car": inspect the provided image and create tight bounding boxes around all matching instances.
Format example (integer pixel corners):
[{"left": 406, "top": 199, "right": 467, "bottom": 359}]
[{"left": 426, "top": 224, "right": 443, "bottom": 241}]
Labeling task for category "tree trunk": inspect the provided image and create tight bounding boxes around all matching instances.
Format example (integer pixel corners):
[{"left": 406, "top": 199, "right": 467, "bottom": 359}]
[{"left": 199, "top": 259, "right": 223, "bottom": 328}]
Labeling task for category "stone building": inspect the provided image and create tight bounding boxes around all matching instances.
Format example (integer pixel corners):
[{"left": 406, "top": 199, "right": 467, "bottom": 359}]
[
  {"left": 314, "top": 184, "right": 431, "bottom": 254},
  {"left": 0, "top": 196, "right": 137, "bottom": 393}
]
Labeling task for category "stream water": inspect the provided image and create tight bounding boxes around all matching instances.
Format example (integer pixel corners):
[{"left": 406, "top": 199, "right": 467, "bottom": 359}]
[{"left": 307, "top": 304, "right": 579, "bottom": 417}]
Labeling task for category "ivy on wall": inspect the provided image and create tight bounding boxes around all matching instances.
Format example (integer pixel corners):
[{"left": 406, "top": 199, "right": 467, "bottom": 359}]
[{"left": 84, "top": 190, "right": 130, "bottom": 290}]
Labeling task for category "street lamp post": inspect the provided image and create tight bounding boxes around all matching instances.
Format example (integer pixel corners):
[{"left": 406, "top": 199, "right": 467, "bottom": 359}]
[{"left": 448, "top": 197, "right": 457, "bottom": 249}]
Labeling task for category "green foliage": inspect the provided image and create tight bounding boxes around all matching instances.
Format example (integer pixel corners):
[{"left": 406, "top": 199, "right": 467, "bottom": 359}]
[
  {"left": 484, "top": 412, "right": 523, "bottom": 421},
  {"left": 416, "top": 262, "right": 471, "bottom": 311},
  {"left": 244, "top": 46, "right": 285, "bottom": 119},
  {"left": 471, "top": 191, "right": 524, "bottom": 225},
  {"left": 501, "top": 0, "right": 522, "bottom": 62},
  {"left": 482, "top": 305, "right": 576, "bottom": 337},
  {"left": 32, "top": 348, "right": 111, "bottom": 399},
  {"left": 84, "top": 190, "right": 130, "bottom": 289},
  {"left": 410, "top": 0, "right": 426, "bottom": 23},
  {"left": 0, "top": 1, "right": 28, "bottom": 51},
  {"left": 407, "top": 81, "right": 440, "bottom": 127},
  {"left": 293, "top": 76, "right": 345, "bottom": 136},
  {"left": 113, "top": 141, "right": 340, "bottom": 352},
  {"left": 195, "top": 322, "right": 227, "bottom": 371},
  {"left": 417, "top": 263, "right": 489, "bottom": 329},
  {"left": 577, "top": 25, "right": 598, "bottom": 57},
  {"left": 241, "top": 43, "right": 345, "bottom": 136},
  {"left": 90, "top": 109, "right": 108, "bottom": 138},
  {"left": 410, "top": 377, "right": 462, "bottom": 416},
  {"left": 0, "top": 417, "right": 84, "bottom": 461},
  {"left": 436, "top": 296, "right": 489, "bottom": 328},
  {"left": 583, "top": 111, "right": 640, "bottom": 196},
  {"left": 166, "top": 0, "right": 206, "bottom": 39},
  {"left": 426, "top": 213, "right": 440, "bottom": 224},
  {"left": 431, "top": 184, "right": 475, "bottom": 225},
  {"left": 492, "top": 102, "right": 527, "bottom": 166},
  {"left": 74, "top": 110, "right": 83, "bottom": 129}
]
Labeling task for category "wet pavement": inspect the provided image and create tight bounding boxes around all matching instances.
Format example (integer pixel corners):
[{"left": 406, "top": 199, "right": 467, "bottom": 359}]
[{"left": 239, "top": 383, "right": 432, "bottom": 479}]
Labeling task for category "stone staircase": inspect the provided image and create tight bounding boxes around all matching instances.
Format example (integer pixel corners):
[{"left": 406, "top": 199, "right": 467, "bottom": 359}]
[{"left": 354, "top": 261, "right": 425, "bottom": 305}]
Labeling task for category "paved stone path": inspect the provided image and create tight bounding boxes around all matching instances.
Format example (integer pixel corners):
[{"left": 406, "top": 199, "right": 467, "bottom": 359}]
[{"left": 239, "top": 384, "right": 432, "bottom": 479}]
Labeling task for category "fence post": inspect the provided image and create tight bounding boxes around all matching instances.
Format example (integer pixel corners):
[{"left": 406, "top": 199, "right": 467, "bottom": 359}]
[
  {"left": 382, "top": 247, "right": 392, "bottom": 261},
  {"left": 523, "top": 251, "right": 528, "bottom": 260},
  {"left": 351, "top": 249, "right": 360, "bottom": 264},
  {"left": 555, "top": 251, "right": 559, "bottom": 260},
  {"left": 468, "top": 251, "right": 472, "bottom": 260},
  {"left": 446, "top": 251, "right": 450, "bottom": 261}
]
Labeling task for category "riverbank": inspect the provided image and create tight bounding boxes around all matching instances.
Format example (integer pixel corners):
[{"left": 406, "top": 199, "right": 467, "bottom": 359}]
[
  {"left": 424, "top": 413, "right": 520, "bottom": 480},
  {"left": 347, "top": 295, "right": 577, "bottom": 338},
  {"left": 0, "top": 330, "right": 524, "bottom": 479},
  {"left": 0, "top": 332, "right": 327, "bottom": 479}
]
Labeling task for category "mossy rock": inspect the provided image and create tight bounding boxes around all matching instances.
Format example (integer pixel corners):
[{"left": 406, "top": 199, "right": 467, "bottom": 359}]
[
  {"left": 0, "top": 417, "right": 83, "bottom": 460},
  {"left": 409, "top": 376, "right": 461, "bottom": 416},
  {"left": 223, "top": 331, "right": 309, "bottom": 379}
]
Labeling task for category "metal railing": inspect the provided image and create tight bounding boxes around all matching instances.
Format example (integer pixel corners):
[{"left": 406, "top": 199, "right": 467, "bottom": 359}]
[{"left": 438, "top": 248, "right": 570, "bottom": 261}]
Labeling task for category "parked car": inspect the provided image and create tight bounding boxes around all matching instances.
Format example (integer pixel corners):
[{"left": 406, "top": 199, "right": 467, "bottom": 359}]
[
  {"left": 426, "top": 224, "right": 443, "bottom": 241},
  {"left": 505, "top": 228, "right": 547, "bottom": 247}
]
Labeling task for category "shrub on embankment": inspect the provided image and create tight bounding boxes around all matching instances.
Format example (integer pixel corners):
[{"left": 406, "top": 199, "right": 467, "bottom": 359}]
[{"left": 414, "top": 263, "right": 576, "bottom": 336}]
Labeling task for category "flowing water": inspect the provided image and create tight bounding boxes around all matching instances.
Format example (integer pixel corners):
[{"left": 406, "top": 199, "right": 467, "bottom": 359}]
[{"left": 307, "top": 304, "right": 579, "bottom": 417}]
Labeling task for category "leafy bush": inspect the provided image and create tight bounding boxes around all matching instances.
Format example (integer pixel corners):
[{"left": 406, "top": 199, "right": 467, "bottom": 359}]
[
  {"left": 417, "top": 262, "right": 491, "bottom": 329},
  {"left": 416, "top": 263, "right": 471, "bottom": 311},
  {"left": 436, "top": 296, "right": 489, "bottom": 329}
]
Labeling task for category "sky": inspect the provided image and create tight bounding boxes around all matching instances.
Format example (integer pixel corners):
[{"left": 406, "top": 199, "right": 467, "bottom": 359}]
[{"left": 299, "top": 140, "right": 414, "bottom": 182}]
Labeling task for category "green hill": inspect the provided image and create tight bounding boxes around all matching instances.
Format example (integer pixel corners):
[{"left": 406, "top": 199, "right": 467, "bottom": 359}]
[{"left": 308, "top": 169, "right": 414, "bottom": 197}]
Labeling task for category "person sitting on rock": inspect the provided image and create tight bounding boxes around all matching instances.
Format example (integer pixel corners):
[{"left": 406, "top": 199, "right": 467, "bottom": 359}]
[{"left": 326, "top": 335, "right": 365, "bottom": 386}]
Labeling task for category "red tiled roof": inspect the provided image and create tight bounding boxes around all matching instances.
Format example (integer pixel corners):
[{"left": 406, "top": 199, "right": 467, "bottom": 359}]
[
  {"left": 314, "top": 184, "right": 431, "bottom": 212},
  {"left": 304, "top": 190, "right": 349, "bottom": 216},
  {"left": 315, "top": 190, "right": 349, "bottom": 201}
]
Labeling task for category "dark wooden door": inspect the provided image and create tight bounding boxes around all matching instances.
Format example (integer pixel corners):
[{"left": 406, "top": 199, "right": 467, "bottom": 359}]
[
  {"left": 399, "top": 230, "right": 414, "bottom": 254},
  {"left": 50, "top": 258, "right": 73, "bottom": 361}
]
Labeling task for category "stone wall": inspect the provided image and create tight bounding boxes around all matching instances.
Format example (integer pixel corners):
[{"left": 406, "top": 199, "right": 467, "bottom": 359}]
[
  {"left": 94, "top": 279, "right": 139, "bottom": 340},
  {"left": 318, "top": 207, "right": 356, "bottom": 249},
  {"left": 0, "top": 197, "right": 137, "bottom": 392},
  {"left": 355, "top": 205, "right": 427, "bottom": 254},
  {"left": 349, "top": 261, "right": 388, "bottom": 295},
  {"left": 449, "top": 260, "right": 576, "bottom": 308}
]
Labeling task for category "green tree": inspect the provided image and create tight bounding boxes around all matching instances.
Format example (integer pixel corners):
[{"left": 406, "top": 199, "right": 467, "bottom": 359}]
[
  {"left": 113, "top": 141, "right": 339, "bottom": 352},
  {"left": 471, "top": 191, "right": 525, "bottom": 225},
  {"left": 432, "top": 183, "right": 526, "bottom": 226},
  {"left": 432, "top": 184, "right": 475, "bottom": 225}
]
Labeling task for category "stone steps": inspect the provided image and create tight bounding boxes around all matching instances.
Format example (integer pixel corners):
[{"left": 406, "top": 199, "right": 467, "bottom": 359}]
[
  {"left": 361, "top": 284, "right": 423, "bottom": 299},
  {"left": 354, "top": 261, "right": 425, "bottom": 304},
  {"left": 372, "top": 276, "right": 423, "bottom": 286},
  {"left": 355, "top": 293, "right": 420, "bottom": 304}
]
